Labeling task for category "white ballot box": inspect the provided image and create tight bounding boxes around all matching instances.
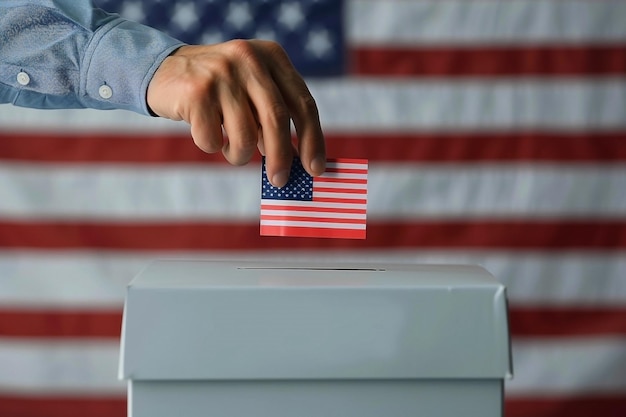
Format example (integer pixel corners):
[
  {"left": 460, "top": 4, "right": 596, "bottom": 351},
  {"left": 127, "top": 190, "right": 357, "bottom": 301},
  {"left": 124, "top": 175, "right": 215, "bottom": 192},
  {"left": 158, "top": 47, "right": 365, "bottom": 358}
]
[{"left": 119, "top": 260, "right": 512, "bottom": 417}]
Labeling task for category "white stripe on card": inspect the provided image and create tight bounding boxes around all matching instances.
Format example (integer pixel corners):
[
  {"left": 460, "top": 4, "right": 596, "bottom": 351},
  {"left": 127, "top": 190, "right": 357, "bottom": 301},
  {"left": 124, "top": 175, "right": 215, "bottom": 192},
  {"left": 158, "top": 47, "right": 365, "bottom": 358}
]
[
  {"left": 260, "top": 210, "right": 366, "bottom": 220},
  {"left": 259, "top": 220, "right": 366, "bottom": 230}
]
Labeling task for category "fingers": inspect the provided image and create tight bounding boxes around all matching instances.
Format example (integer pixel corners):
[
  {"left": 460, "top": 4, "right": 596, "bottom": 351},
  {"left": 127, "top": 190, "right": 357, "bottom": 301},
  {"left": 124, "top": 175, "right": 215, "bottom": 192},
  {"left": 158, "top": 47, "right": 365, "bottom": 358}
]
[
  {"left": 189, "top": 106, "right": 223, "bottom": 155},
  {"left": 253, "top": 40, "right": 326, "bottom": 177},
  {"left": 288, "top": 84, "right": 326, "bottom": 176},
  {"left": 256, "top": 126, "right": 266, "bottom": 156},
  {"left": 191, "top": 83, "right": 260, "bottom": 169},
  {"left": 221, "top": 95, "right": 259, "bottom": 166},
  {"left": 148, "top": 41, "right": 326, "bottom": 186},
  {"left": 234, "top": 43, "right": 294, "bottom": 187},
  {"left": 247, "top": 81, "right": 293, "bottom": 187}
]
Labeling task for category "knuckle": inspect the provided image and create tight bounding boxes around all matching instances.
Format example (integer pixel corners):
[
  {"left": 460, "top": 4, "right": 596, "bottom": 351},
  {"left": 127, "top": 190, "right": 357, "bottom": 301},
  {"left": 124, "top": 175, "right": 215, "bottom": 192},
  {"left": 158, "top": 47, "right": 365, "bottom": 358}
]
[
  {"left": 232, "top": 133, "right": 258, "bottom": 155},
  {"left": 178, "top": 72, "right": 216, "bottom": 106},
  {"left": 225, "top": 39, "right": 261, "bottom": 65},
  {"left": 254, "top": 39, "right": 289, "bottom": 62},
  {"left": 297, "top": 93, "right": 319, "bottom": 116},
  {"left": 226, "top": 142, "right": 255, "bottom": 166},
  {"left": 210, "top": 57, "right": 237, "bottom": 81},
  {"left": 264, "top": 40, "right": 288, "bottom": 57},
  {"left": 182, "top": 59, "right": 237, "bottom": 102},
  {"left": 226, "top": 39, "right": 252, "bottom": 52}
]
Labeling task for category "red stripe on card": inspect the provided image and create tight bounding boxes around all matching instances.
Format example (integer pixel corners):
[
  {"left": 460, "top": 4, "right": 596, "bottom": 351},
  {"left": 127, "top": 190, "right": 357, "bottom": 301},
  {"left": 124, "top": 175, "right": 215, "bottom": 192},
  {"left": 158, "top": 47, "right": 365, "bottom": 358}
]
[
  {"left": 323, "top": 168, "right": 368, "bottom": 175},
  {"left": 0, "top": 395, "right": 126, "bottom": 417},
  {"left": 312, "top": 187, "right": 367, "bottom": 194},
  {"left": 260, "top": 215, "right": 365, "bottom": 224},
  {"left": 311, "top": 197, "right": 368, "bottom": 204},
  {"left": 261, "top": 204, "right": 367, "bottom": 215},
  {"left": 509, "top": 306, "right": 626, "bottom": 338},
  {"left": 313, "top": 195, "right": 367, "bottom": 204},
  {"left": 351, "top": 45, "right": 626, "bottom": 77},
  {"left": 0, "top": 220, "right": 624, "bottom": 250},
  {"left": 261, "top": 225, "right": 366, "bottom": 239},
  {"left": 315, "top": 177, "right": 368, "bottom": 185},
  {"left": 326, "top": 158, "right": 369, "bottom": 165},
  {"left": 1, "top": 306, "right": 624, "bottom": 340},
  {"left": 1, "top": 132, "right": 625, "bottom": 163},
  {"left": 506, "top": 395, "right": 626, "bottom": 417}
]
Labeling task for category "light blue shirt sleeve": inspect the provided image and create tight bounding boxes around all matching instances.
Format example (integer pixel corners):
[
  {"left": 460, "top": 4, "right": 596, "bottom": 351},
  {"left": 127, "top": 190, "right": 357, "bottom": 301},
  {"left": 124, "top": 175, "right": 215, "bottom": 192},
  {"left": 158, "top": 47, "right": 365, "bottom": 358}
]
[{"left": 0, "top": 0, "right": 186, "bottom": 115}]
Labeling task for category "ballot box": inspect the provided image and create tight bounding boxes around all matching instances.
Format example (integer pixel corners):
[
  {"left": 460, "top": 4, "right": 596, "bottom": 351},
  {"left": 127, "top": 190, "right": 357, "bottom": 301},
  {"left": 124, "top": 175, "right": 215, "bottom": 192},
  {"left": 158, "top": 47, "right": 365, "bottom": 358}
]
[{"left": 119, "top": 260, "right": 512, "bottom": 417}]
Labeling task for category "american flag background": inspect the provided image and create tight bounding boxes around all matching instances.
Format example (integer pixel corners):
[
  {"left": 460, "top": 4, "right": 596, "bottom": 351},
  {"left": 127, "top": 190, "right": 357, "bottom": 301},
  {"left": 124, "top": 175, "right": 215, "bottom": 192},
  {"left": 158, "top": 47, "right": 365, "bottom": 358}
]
[{"left": 0, "top": 0, "right": 625, "bottom": 416}]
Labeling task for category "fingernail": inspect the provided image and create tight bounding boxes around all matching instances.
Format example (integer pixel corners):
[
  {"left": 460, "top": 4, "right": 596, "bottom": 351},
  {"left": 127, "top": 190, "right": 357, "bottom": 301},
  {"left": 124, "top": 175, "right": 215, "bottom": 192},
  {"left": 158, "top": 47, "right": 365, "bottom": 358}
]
[
  {"left": 311, "top": 155, "right": 326, "bottom": 176},
  {"left": 271, "top": 170, "right": 290, "bottom": 188}
]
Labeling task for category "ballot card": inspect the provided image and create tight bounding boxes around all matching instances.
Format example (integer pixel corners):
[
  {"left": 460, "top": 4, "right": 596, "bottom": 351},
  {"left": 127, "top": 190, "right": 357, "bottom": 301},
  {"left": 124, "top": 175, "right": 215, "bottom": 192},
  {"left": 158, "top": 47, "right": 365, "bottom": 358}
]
[{"left": 260, "top": 157, "right": 368, "bottom": 239}]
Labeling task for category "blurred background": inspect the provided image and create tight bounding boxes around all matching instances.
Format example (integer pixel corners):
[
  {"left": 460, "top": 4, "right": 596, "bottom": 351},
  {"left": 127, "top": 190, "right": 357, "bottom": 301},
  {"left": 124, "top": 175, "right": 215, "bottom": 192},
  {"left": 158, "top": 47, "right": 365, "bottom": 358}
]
[{"left": 1, "top": 0, "right": 625, "bottom": 416}]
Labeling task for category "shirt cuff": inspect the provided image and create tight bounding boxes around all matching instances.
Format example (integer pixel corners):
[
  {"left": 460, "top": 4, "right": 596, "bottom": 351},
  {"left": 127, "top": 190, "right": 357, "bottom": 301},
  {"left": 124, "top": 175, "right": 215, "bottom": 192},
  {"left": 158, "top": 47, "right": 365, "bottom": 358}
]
[{"left": 81, "top": 17, "right": 185, "bottom": 115}]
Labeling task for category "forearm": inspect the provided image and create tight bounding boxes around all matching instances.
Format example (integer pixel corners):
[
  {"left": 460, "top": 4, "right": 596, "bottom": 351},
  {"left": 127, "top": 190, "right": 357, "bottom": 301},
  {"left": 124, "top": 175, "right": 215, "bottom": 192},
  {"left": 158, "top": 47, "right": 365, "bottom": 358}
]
[{"left": 0, "top": 0, "right": 184, "bottom": 115}]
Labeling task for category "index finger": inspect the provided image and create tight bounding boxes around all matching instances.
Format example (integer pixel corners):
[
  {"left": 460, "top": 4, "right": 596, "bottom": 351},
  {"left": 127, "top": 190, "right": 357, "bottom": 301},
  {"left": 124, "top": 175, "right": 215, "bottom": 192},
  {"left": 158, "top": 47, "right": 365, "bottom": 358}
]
[
  {"left": 253, "top": 41, "right": 326, "bottom": 177},
  {"left": 239, "top": 55, "right": 294, "bottom": 187}
]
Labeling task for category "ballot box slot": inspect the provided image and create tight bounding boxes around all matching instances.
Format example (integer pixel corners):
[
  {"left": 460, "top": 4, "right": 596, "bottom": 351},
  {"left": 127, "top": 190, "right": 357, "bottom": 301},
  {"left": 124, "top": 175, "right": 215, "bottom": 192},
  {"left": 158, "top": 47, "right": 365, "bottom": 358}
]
[{"left": 237, "top": 267, "right": 385, "bottom": 271}]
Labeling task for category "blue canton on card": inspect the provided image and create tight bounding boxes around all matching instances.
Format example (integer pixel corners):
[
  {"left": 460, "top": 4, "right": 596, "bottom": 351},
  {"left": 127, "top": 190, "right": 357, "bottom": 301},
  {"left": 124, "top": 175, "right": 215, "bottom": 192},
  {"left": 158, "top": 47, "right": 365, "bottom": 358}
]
[{"left": 261, "top": 157, "right": 313, "bottom": 201}]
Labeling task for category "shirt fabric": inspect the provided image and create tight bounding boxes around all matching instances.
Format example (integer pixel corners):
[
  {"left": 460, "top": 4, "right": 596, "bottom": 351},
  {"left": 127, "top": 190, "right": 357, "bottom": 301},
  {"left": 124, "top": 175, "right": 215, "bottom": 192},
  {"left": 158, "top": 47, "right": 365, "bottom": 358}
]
[{"left": 0, "top": 0, "right": 185, "bottom": 115}]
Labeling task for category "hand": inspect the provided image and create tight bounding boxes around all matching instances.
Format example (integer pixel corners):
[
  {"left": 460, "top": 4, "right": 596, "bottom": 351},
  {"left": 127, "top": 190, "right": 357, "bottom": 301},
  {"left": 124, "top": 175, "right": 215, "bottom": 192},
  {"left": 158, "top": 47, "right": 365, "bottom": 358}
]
[{"left": 147, "top": 40, "right": 326, "bottom": 187}]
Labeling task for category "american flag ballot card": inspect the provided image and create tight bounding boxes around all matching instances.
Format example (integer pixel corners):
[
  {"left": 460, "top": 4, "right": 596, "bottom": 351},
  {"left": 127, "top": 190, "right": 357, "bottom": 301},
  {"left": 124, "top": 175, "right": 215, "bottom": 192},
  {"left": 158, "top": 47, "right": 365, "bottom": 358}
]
[{"left": 261, "top": 158, "right": 368, "bottom": 239}]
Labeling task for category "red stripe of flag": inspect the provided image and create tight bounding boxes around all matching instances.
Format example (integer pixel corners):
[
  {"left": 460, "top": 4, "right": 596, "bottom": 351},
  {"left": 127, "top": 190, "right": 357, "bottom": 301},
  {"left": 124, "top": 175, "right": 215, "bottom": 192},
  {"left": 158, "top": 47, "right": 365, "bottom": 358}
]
[
  {"left": 327, "top": 132, "right": 626, "bottom": 163},
  {"left": 1, "top": 132, "right": 625, "bottom": 163},
  {"left": 1, "top": 307, "right": 625, "bottom": 339},
  {"left": 352, "top": 45, "right": 626, "bottom": 77},
  {"left": 508, "top": 306, "right": 626, "bottom": 338},
  {"left": 506, "top": 395, "right": 626, "bottom": 417},
  {"left": 0, "top": 221, "right": 624, "bottom": 249},
  {"left": 0, "top": 309, "right": 122, "bottom": 338},
  {"left": 0, "top": 395, "right": 126, "bottom": 417},
  {"left": 1, "top": 395, "right": 624, "bottom": 417}
]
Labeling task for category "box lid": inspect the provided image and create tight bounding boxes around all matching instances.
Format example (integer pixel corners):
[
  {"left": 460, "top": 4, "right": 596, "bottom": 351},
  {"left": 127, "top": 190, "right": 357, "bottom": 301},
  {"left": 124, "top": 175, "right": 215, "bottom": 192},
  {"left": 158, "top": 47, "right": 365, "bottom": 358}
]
[{"left": 119, "top": 261, "right": 512, "bottom": 380}]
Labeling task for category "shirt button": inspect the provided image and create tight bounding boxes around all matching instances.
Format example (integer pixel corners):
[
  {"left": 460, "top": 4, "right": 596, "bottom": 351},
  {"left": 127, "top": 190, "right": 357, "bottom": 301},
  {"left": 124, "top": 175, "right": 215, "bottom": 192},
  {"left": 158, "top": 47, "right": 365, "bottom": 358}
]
[
  {"left": 98, "top": 84, "right": 113, "bottom": 99},
  {"left": 17, "top": 71, "right": 30, "bottom": 86}
]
